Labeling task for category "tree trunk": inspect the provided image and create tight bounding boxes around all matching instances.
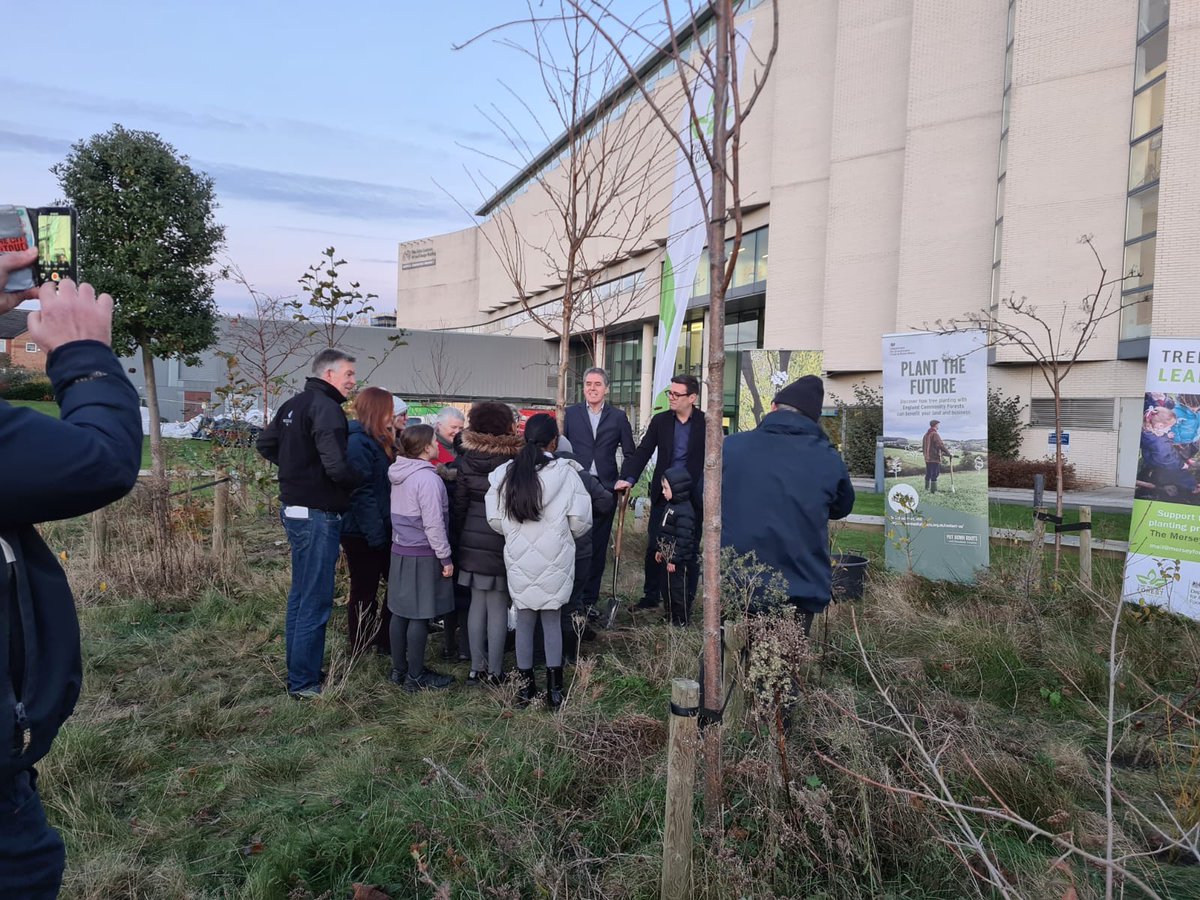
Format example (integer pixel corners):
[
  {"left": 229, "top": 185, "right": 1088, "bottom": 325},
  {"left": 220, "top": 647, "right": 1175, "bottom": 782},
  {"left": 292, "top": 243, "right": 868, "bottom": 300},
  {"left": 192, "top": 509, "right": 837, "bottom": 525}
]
[
  {"left": 140, "top": 344, "right": 170, "bottom": 545},
  {"left": 1053, "top": 386, "right": 1063, "bottom": 574},
  {"left": 700, "top": 0, "right": 732, "bottom": 830},
  {"left": 556, "top": 329, "right": 572, "bottom": 426}
]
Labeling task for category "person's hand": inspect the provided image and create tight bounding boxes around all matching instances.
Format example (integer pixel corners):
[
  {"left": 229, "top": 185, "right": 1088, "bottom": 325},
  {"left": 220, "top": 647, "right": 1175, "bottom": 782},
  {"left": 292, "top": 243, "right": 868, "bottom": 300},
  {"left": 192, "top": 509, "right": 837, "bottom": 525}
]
[
  {"left": 654, "top": 551, "right": 662, "bottom": 564},
  {"left": 0, "top": 248, "right": 41, "bottom": 314},
  {"left": 27, "top": 279, "right": 114, "bottom": 354},
  {"left": 614, "top": 479, "right": 632, "bottom": 492},
  {"left": 442, "top": 563, "right": 454, "bottom": 578},
  {"left": 667, "top": 563, "right": 676, "bottom": 573}
]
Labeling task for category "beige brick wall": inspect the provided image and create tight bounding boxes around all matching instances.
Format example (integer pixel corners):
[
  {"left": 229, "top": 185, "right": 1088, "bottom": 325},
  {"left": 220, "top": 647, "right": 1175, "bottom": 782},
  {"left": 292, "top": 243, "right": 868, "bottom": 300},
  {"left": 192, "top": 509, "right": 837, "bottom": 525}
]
[
  {"left": 895, "top": 0, "right": 1006, "bottom": 328},
  {"left": 1149, "top": 4, "right": 1199, "bottom": 337},
  {"left": 995, "top": 0, "right": 1135, "bottom": 365},
  {"left": 762, "top": 0, "right": 837, "bottom": 351},
  {"left": 821, "top": 0, "right": 913, "bottom": 373}
]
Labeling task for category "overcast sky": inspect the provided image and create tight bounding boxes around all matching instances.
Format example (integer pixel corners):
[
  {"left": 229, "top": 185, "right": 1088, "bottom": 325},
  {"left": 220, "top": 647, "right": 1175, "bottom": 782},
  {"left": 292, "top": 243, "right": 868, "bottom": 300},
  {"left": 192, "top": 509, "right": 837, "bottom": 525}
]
[{"left": 1, "top": 1, "right": 676, "bottom": 316}]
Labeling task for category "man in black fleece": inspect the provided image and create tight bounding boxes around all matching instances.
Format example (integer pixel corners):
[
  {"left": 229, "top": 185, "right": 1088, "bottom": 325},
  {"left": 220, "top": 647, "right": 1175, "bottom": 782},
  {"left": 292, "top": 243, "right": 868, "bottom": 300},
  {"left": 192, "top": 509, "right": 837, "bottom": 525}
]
[
  {"left": 655, "top": 466, "right": 698, "bottom": 626},
  {"left": 257, "top": 349, "right": 363, "bottom": 697},
  {"left": 0, "top": 250, "right": 142, "bottom": 898}
]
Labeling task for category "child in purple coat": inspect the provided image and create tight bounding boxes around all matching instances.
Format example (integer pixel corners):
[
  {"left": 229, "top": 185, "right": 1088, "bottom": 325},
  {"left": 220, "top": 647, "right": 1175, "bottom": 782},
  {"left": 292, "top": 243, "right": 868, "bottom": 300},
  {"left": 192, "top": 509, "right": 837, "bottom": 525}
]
[{"left": 387, "top": 424, "right": 456, "bottom": 692}]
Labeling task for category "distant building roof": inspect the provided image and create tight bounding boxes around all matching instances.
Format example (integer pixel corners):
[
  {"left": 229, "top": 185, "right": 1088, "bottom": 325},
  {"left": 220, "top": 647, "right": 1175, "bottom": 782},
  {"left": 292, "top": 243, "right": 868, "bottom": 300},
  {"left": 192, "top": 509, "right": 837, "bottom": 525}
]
[{"left": 0, "top": 310, "right": 31, "bottom": 339}]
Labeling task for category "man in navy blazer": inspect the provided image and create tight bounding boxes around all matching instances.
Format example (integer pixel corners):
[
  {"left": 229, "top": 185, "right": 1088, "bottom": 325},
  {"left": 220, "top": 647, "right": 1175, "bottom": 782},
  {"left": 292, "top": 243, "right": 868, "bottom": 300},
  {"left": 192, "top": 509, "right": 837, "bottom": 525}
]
[
  {"left": 562, "top": 367, "right": 635, "bottom": 611},
  {"left": 615, "top": 374, "right": 705, "bottom": 614}
]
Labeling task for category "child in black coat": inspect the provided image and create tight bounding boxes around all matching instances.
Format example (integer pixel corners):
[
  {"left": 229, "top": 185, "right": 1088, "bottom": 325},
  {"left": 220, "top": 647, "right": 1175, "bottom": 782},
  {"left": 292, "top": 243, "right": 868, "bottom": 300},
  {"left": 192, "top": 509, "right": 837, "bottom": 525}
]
[{"left": 655, "top": 466, "right": 698, "bottom": 626}]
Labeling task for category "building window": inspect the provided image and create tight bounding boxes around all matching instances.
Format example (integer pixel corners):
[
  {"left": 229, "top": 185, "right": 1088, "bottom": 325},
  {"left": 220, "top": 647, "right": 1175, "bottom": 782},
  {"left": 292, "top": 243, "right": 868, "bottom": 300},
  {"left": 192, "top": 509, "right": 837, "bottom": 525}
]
[
  {"left": 690, "top": 226, "right": 769, "bottom": 300},
  {"left": 0, "top": 339, "right": 6, "bottom": 353},
  {"left": 1122, "top": 0, "right": 1168, "bottom": 342},
  {"left": 25, "top": 342, "right": 38, "bottom": 353},
  {"left": 606, "top": 332, "right": 643, "bottom": 429}
]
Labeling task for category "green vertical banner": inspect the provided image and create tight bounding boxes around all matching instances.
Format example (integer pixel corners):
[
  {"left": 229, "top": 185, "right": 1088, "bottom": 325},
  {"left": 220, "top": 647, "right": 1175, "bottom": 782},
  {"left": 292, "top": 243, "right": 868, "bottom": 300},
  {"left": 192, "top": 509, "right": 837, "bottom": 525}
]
[
  {"left": 882, "top": 331, "right": 989, "bottom": 581},
  {"left": 735, "top": 349, "right": 823, "bottom": 432},
  {"left": 1123, "top": 338, "right": 1200, "bottom": 621}
]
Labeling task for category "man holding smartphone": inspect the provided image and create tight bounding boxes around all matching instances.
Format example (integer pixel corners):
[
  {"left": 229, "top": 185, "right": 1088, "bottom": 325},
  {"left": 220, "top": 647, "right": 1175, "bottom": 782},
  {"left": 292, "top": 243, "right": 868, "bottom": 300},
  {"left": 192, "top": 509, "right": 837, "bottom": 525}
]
[{"left": 0, "top": 248, "right": 143, "bottom": 897}]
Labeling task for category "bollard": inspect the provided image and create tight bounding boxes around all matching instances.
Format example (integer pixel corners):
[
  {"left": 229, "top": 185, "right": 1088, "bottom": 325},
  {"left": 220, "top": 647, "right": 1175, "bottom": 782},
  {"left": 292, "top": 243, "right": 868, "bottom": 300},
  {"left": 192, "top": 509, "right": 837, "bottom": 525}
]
[
  {"left": 91, "top": 508, "right": 109, "bottom": 562},
  {"left": 1030, "top": 507, "right": 1046, "bottom": 592},
  {"left": 662, "top": 678, "right": 699, "bottom": 900},
  {"left": 213, "top": 479, "right": 229, "bottom": 557},
  {"left": 1079, "top": 506, "right": 1092, "bottom": 590}
]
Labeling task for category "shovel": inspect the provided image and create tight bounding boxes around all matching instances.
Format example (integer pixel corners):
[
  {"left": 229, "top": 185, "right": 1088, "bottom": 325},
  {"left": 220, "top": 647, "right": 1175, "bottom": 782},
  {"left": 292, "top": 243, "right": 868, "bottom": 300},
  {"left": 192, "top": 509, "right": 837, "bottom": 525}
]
[
  {"left": 948, "top": 452, "right": 957, "bottom": 494},
  {"left": 603, "top": 489, "right": 632, "bottom": 629}
]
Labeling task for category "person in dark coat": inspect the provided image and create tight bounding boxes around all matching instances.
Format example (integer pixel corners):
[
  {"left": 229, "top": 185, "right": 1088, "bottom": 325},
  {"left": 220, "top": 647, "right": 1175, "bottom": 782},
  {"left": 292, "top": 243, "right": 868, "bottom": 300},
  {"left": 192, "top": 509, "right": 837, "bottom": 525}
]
[
  {"left": 0, "top": 260, "right": 142, "bottom": 898},
  {"left": 554, "top": 435, "right": 614, "bottom": 659},
  {"left": 450, "top": 401, "right": 524, "bottom": 683},
  {"left": 615, "top": 374, "right": 705, "bottom": 612},
  {"left": 257, "top": 348, "right": 363, "bottom": 697},
  {"left": 340, "top": 387, "right": 396, "bottom": 656},
  {"left": 655, "top": 466, "right": 698, "bottom": 626},
  {"left": 721, "top": 375, "right": 855, "bottom": 635},
  {"left": 562, "top": 367, "right": 635, "bottom": 613}
]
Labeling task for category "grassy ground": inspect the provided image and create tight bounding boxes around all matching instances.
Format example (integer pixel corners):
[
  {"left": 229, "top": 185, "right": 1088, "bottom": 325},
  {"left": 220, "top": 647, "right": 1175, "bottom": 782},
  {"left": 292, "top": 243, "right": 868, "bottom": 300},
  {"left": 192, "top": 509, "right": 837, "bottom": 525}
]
[{"left": 34, "top": 484, "right": 1199, "bottom": 899}]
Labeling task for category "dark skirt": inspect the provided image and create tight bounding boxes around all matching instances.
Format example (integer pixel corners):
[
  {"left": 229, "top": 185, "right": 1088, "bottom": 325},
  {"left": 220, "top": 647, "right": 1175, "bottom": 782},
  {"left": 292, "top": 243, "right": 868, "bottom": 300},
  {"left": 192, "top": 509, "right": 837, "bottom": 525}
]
[
  {"left": 387, "top": 554, "right": 454, "bottom": 619},
  {"left": 456, "top": 570, "right": 508, "bottom": 592}
]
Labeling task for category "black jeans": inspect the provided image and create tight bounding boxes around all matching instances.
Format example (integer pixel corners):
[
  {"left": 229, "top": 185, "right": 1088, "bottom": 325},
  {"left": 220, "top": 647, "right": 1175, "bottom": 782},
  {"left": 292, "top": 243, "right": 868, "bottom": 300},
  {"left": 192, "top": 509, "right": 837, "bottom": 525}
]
[
  {"left": 581, "top": 504, "right": 617, "bottom": 607},
  {"left": 661, "top": 561, "right": 692, "bottom": 625},
  {"left": 0, "top": 769, "right": 64, "bottom": 899}
]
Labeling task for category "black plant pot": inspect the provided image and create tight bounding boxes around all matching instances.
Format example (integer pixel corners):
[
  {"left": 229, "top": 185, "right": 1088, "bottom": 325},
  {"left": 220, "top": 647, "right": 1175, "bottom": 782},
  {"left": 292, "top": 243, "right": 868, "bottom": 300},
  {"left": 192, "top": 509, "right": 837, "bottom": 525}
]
[{"left": 831, "top": 552, "right": 869, "bottom": 601}]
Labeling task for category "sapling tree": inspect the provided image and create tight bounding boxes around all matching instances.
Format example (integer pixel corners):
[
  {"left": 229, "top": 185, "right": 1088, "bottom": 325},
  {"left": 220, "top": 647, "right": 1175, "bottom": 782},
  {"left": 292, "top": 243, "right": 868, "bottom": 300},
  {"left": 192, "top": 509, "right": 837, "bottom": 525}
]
[
  {"left": 456, "top": 0, "right": 671, "bottom": 420},
  {"left": 559, "top": 0, "right": 782, "bottom": 818},
  {"left": 935, "top": 236, "right": 1143, "bottom": 571}
]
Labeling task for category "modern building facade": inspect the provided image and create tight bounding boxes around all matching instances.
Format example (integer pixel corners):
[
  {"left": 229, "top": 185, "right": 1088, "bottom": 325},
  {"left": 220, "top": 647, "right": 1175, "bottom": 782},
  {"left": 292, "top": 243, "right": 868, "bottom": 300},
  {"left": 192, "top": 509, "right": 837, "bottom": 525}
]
[{"left": 397, "top": 0, "right": 1192, "bottom": 487}]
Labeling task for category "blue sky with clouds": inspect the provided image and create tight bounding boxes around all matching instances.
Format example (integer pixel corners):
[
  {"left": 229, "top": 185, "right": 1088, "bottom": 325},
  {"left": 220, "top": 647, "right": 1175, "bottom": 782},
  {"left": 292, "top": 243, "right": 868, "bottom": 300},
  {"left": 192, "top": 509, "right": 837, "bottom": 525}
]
[{"left": 1, "top": 1, "right": 672, "bottom": 314}]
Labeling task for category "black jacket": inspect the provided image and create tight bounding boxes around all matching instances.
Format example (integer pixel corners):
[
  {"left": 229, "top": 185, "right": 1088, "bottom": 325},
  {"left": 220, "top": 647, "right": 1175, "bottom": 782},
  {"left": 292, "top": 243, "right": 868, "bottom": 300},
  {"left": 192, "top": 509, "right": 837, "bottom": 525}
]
[
  {"left": 256, "top": 378, "right": 362, "bottom": 512},
  {"left": 562, "top": 402, "right": 635, "bottom": 490},
  {"left": 0, "top": 340, "right": 141, "bottom": 782},
  {"left": 555, "top": 450, "right": 615, "bottom": 563},
  {"left": 340, "top": 422, "right": 392, "bottom": 548},
  {"left": 721, "top": 411, "right": 855, "bottom": 612},
  {"left": 620, "top": 408, "right": 706, "bottom": 508},
  {"left": 450, "top": 430, "right": 524, "bottom": 576},
  {"left": 656, "top": 467, "right": 697, "bottom": 564}
]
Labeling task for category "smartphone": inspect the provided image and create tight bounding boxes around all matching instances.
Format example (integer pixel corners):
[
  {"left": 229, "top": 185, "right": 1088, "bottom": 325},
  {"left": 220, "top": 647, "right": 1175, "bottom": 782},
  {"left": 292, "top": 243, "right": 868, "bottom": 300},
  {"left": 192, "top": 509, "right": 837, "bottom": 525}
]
[
  {"left": 33, "top": 207, "right": 78, "bottom": 286},
  {"left": 0, "top": 205, "right": 78, "bottom": 292}
]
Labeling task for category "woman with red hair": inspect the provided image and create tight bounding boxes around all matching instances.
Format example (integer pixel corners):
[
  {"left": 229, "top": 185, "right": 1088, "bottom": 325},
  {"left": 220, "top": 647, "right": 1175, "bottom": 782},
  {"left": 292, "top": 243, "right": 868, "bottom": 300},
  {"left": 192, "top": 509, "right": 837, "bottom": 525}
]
[{"left": 340, "top": 386, "right": 397, "bottom": 655}]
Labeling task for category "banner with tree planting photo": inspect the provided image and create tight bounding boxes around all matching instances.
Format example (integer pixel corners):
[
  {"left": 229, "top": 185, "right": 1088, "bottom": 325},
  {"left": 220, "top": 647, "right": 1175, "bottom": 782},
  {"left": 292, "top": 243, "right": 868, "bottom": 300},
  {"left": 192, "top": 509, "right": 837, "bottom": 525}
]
[
  {"left": 882, "top": 331, "right": 989, "bottom": 581},
  {"left": 735, "top": 349, "right": 823, "bottom": 432},
  {"left": 1123, "top": 338, "right": 1200, "bottom": 621}
]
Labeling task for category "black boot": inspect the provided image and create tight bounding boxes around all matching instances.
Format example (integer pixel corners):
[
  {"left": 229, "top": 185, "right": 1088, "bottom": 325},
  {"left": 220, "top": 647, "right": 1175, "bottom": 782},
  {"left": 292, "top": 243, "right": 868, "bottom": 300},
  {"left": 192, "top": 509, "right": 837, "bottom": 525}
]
[
  {"left": 517, "top": 668, "right": 538, "bottom": 707},
  {"left": 546, "top": 666, "right": 564, "bottom": 710}
]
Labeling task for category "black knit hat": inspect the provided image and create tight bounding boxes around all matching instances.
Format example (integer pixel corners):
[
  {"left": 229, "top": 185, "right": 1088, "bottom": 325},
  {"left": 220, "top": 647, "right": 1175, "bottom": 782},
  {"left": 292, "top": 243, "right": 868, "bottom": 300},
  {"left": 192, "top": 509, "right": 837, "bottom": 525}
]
[{"left": 773, "top": 375, "right": 823, "bottom": 422}]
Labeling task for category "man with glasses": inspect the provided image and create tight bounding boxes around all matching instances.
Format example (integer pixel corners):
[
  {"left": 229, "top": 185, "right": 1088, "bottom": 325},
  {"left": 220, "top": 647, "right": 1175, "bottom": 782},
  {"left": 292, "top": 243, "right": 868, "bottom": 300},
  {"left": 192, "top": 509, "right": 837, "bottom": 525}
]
[
  {"left": 563, "top": 367, "right": 634, "bottom": 615},
  {"left": 615, "top": 374, "right": 705, "bottom": 616}
]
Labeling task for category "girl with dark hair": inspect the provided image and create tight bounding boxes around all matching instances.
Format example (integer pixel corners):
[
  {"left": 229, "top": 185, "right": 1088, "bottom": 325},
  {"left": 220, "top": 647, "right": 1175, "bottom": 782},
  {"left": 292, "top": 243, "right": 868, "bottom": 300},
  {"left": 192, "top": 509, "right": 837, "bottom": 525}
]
[
  {"left": 486, "top": 414, "right": 592, "bottom": 708},
  {"left": 340, "top": 386, "right": 396, "bottom": 655},
  {"left": 386, "top": 424, "right": 456, "bottom": 692},
  {"left": 450, "top": 401, "right": 525, "bottom": 684}
]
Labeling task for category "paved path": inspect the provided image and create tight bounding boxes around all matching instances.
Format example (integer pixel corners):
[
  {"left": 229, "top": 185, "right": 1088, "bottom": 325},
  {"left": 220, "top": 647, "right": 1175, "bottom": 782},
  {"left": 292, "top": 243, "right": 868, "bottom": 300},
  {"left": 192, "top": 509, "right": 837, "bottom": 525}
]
[{"left": 851, "top": 478, "right": 1134, "bottom": 513}]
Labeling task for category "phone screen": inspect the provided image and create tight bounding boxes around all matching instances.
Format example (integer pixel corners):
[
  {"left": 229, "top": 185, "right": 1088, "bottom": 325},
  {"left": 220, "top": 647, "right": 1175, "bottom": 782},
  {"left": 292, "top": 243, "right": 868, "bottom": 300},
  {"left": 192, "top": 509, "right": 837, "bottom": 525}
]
[{"left": 35, "top": 208, "right": 76, "bottom": 285}]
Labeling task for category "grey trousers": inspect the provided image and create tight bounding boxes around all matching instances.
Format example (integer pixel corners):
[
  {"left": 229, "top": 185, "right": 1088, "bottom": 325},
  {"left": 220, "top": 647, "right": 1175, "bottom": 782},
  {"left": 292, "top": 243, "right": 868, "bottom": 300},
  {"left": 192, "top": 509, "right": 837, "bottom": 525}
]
[
  {"left": 515, "top": 607, "right": 563, "bottom": 669},
  {"left": 468, "top": 587, "right": 509, "bottom": 674}
]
